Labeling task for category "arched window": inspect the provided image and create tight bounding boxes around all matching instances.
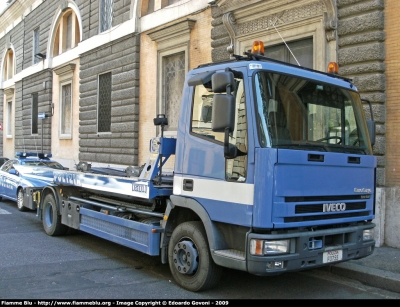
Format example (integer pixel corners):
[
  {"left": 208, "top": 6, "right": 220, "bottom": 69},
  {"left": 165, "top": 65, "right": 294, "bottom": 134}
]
[
  {"left": 141, "top": 0, "right": 181, "bottom": 17},
  {"left": 52, "top": 9, "right": 80, "bottom": 57},
  {"left": 3, "top": 48, "right": 14, "bottom": 81}
]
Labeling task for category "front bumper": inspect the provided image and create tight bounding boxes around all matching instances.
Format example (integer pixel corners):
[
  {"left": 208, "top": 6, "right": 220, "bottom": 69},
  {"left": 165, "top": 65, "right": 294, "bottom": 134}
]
[{"left": 247, "top": 223, "right": 375, "bottom": 275}]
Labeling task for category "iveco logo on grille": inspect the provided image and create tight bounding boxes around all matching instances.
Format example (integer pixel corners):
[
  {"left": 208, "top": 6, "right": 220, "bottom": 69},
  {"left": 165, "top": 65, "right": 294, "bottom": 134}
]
[{"left": 323, "top": 203, "right": 346, "bottom": 212}]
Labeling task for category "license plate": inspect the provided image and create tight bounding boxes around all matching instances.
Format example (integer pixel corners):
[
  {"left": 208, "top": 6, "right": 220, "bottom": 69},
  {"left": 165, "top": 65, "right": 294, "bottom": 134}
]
[{"left": 323, "top": 249, "right": 343, "bottom": 263}]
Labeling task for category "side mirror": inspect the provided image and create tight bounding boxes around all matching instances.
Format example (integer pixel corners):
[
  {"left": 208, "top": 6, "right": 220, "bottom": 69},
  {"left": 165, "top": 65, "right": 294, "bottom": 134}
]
[
  {"left": 212, "top": 95, "right": 235, "bottom": 132},
  {"left": 210, "top": 70, "right": 238, "bottom": 159},
  {"left": 9, "top": 169, "right": 18, "bottom": 175},
  {"left": 212, "top": 95, "right": 237, "bottom": 159},
  {"left": 211, "top": 70, "right": 236, "bottom": 132}
]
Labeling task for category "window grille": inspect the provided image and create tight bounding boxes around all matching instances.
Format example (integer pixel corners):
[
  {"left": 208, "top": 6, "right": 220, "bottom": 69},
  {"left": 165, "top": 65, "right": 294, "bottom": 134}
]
[
  {"left": 100, "top": 0, "right": 113, "bottom": 33},
  {"left": 61, "top": 84, "right": 72, "bottom": 136},
  {"left": 7, "top": 101, "right": 12, "bottom": 136},
  {"left": 162, "top": 52, "right": 185, "bottom": 131},
  {"left": 265, "top": 38, "right": 313, "bottom": 69},
  {"left": 4, "top": 49, "right": 14, "bottom": 80},
  {"left": 53, "top": 10, "right": 80, "bottom": 56},
  {"left": 98, "top": 72, "right": 112, "bottom": 133},
  {"left": 66, "top": 13, "right": 72, "bottom": 50},
  {"left": 33, "top": 28, "right": 40, "bottom": 64},
  {"left": 32, "top": 93, "right": 38, "bottom": 134}
]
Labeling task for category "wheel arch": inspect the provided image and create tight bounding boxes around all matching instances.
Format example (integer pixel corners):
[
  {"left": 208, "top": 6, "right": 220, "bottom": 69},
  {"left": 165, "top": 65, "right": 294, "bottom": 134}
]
[
  {"left": 16, "top": 185, "right": 23, "bottom": 197},
  {"left": 164, "top": 195, "right": 227, "bottom": 252},
  {"left": 16, "top": 185, "right": 26, "bottom": 198},
  {"left": 39, "top": 186, "right": 60, "bottom": 211}
]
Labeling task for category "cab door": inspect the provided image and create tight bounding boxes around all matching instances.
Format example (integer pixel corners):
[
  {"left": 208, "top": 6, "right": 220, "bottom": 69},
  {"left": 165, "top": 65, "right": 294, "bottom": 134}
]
[{"left": 175, "top": 67, "right": 255, "bottom": 227}]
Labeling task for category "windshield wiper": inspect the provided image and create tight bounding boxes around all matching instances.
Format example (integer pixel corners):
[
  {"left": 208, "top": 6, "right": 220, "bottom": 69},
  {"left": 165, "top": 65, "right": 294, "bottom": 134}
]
[
  {"left": 273, "top": 143, "right": 328, "bottom": 152},
  {"left": 274, "top": 143, "right": 368, "bottom": 155}
]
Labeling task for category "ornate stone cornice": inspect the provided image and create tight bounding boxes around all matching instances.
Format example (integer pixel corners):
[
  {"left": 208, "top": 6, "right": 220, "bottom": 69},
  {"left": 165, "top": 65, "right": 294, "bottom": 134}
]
[
  {"left": 0, "top": 0, "right": 37, "bottom": 40},
  {"left": 322, "top": 0, "right": 337, "bottom": 42},
  {"left": 148, "top": 19, "right": 196, "bottom": 43},
  {"left": 4, "top": 87, "right": 14, "bottom": 96},
  {"left": 236, "top": 1, "right": 326, "bottom": 36},
  {"left": 324, "top": 11, "right": 337, "bottom": 42},
  {"left": 222, "top": 12, "right": 236, "bottom": 58},
  {"left": 54, "top": 63, "right": 76, "bottom": 77},
  {"left": 218, "top": 0, "right": 337, "bottom": 43}
]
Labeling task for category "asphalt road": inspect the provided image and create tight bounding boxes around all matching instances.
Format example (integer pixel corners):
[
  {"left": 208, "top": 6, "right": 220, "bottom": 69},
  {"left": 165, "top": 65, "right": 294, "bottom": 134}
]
[{"left": 1, "top": 199, "right": 399, "bottom": 300}]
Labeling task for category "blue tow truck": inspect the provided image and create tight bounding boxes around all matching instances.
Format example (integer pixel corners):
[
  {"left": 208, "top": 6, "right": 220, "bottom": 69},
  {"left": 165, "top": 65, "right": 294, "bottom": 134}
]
[{"left": 24, "top": 41, "right": 377, "bottom": 291}]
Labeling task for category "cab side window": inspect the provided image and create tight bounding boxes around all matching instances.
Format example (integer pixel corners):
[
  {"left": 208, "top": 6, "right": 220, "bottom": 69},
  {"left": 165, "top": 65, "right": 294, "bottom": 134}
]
[
  {"left": 190, "top": 85, "right": 224, "bottom": 142},
  {"left": 190, "top": 76, "right": 248, "bottom": 182}
]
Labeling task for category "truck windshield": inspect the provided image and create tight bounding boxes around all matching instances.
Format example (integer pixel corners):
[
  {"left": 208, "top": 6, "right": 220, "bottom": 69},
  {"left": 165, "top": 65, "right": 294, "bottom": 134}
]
[{"left": 254, "top": 71, "right": 372, "bottom": 154}]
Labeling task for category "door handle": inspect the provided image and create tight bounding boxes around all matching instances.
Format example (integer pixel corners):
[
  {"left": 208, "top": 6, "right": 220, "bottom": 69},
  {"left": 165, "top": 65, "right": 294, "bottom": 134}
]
[{"left": 183, "top": 179, "right": 193, "bottom": 191}]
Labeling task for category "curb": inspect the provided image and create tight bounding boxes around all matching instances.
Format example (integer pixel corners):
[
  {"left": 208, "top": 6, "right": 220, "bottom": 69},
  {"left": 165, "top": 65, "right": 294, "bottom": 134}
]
[{"left": 325, "top": 262, "right": 400, "bottom": 294}]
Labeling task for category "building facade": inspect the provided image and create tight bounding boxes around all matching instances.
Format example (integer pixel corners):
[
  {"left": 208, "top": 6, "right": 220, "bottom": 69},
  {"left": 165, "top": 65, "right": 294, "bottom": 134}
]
[
  {"left": 383, "top": 0, "right": 400, "bottom": 248},
  {"left": 1, "top": 0, "right": 398, "bottom": 247}
]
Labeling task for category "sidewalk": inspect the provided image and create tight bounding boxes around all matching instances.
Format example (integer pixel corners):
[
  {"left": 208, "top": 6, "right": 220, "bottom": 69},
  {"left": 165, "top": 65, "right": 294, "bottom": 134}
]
[{"left": 318, "top": 246, "right": 400, "bottom": 294}]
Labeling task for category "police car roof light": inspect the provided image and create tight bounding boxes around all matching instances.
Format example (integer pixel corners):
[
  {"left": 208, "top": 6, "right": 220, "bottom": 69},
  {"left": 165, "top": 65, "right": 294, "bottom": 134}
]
[
  {"left": 15, "top": 152, "right": 52, "bottom": 159},
  {"left": 15, "top": 152, "right": 28, "bottom": 157},
  {"left": 38, "top": 153, "right": 52, "bottom": 159}
]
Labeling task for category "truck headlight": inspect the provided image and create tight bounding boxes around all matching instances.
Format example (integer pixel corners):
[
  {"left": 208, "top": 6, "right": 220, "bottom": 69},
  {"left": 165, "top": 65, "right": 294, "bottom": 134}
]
[
  {"left": 363, "top": 229, "right": 374, "bottom": 241},
  {"left": 250, "top": 239, "right": 290, "bottom": 255}
]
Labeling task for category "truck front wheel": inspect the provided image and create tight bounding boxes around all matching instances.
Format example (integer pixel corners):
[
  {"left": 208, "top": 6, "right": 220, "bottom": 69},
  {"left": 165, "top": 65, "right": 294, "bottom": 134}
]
[
  {"left": 42, "top": 193, "right": 68, "bottom": 236},
  {"left": 168, "top": 221, "right": 222, "bottom": 291}
]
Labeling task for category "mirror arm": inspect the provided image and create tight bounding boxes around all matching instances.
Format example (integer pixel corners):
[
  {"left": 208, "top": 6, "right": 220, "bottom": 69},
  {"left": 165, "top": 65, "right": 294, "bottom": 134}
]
[{"left": 224, "top": 127, "right": 238, "bottom": 159}]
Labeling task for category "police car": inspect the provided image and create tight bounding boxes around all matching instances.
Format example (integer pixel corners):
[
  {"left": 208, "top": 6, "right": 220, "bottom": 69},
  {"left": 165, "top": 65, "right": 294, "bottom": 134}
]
[{"left": 0, "top": 152, "right": 66, "bottom": 211}]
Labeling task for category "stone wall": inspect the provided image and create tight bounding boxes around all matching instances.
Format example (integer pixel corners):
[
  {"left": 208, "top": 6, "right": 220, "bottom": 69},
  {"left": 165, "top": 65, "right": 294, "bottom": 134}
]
[
  {"left": 336, "top": 0, "right": 395, "bottom": 247},
  {"left": 210, "top": 4, "right": 230, "bottom": 63},
  {"left": 14, "top": 80, "right": 22, "bottom": 153},
  {"left": 22, "top": 1, "right": 60, "bottom": 70},
  {"left": 19, "top": 70, "right": 53, "bottom": 153},
  {"left": 0, "top": 30, "right": 5, "bottom": 156},
  {"left": 76, "top": 0, "right": 132, "bottom": 41},
  {"left": 2, "top": 18, "right": 25, "bottom": 74},
  {"left": 0, "top": 34, "right": 3, "bottom": 156},
  {"left": 1, "top": 17, "right": 24, "bottom": 157},
  {"left": 337, "top": 0, "right": 386, "bottom": 186},
  {"left": 0, "top": 89, "right": 3, "bottom": 156},
  {"left": 382, "top": 0, "right": 400, "bottom": 248},
  {"left": 79, "top": 34, "right": 140, "bottom": 166},
  {"left": 113, "top": 0, "right": 132, "bottom": 26}
]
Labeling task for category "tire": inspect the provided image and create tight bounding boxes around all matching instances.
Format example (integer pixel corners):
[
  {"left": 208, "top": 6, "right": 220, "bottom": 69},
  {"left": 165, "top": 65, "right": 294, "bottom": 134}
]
[
  {"left": 17, "top": 188, "right": 27, "bottom": 212},
  {"left": 42, "top": 193, "right": 68, "bottom": 236},
  {"left": 168, "top": 221, "right": 223, "bottom": 292}
]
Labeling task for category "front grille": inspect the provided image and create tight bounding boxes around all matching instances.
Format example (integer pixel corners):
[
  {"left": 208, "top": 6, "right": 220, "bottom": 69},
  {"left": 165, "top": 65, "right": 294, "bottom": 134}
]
[
  {"left": 284, "top": 211, "right": 369, "bottom": 223},
  {"left": 285, "top": 194, "right": 370, "bottom": 202},
  {"left": 295, "top": 201, "right": 366, "bottom": 214}
]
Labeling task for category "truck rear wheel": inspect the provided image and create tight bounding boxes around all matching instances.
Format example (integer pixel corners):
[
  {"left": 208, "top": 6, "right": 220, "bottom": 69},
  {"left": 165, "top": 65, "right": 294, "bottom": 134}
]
[
  {"left": 168, "top": 221, "right": 222, "bottom": 291},
  {"left": 42, "top": 193, "right": 68, "bottom": 236}
]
